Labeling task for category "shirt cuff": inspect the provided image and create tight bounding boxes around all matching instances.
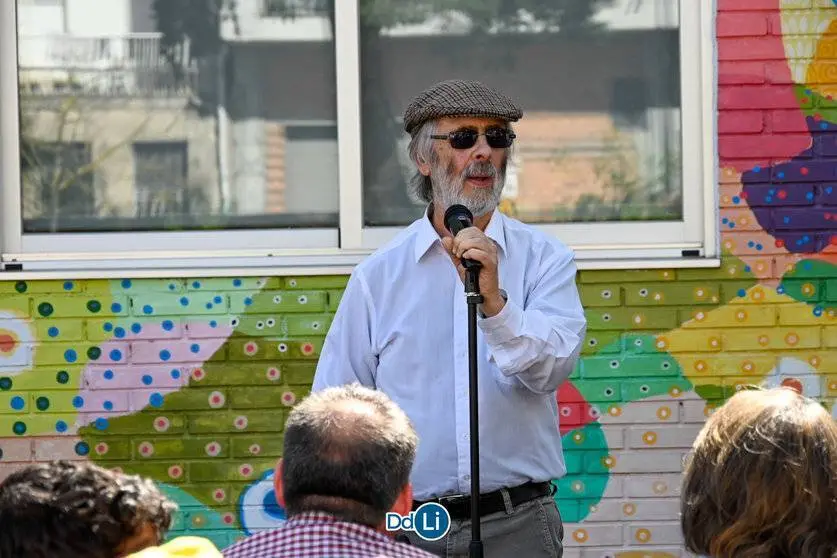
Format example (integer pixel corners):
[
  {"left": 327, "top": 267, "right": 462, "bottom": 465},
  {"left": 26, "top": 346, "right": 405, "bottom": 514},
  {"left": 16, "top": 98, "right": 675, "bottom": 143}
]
[{"left": 478, "top": 295, "right": 524, "bottom": 346}]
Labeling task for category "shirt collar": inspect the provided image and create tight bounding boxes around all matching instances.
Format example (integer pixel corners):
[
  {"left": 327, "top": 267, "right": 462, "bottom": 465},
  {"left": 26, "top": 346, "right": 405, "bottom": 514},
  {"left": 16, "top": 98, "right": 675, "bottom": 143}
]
[{"left": 413, "top": 204, "right": 507, "bottom": 263}]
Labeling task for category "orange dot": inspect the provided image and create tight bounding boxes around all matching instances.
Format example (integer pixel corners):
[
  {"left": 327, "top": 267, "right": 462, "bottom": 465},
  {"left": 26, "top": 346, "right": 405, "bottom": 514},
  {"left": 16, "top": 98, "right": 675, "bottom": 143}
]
[
  {"left": 636, "top": 528, "right": 652, "bottom": 543},
  {"left": 608, "top": 405, "right": 622, "bottom": 417},
  {"left": 752, "top": 289, "right": 764, "bottom": 301},
  {"left": 695, "top": 360, "right": 707, "bottom": 372},
  {"left": 657, "top": 406, "right": 672, "bottom": 420},
  {"left": 623, "top": 503, "right": 636, "bottom": 516},
  {"left": 829, "top": 380, "right": 837, "bottom": 392},
  {"left": 652, "top": 481, "right": 668, "bottom": 494},
  {"left": 785, "top": 333, "right": 799, "bottom": 346},
  {"left": 758, "top": 335, "right": 770, "bottom": 346},
  {"left": 670, "top": 386, "right": 683, "bottom": 397},
  {"left": 811, "top": 356, "right": 821, "bottom": 368},
  {"left": 709, "top": 337, "right": 720, "bottom": 348},
  {"left": 704, "top": 404, "right": 716, "bottom": 417},
  {"left": 741, "top": 360, "right": 755, "bottom": 373},
  {"left": 572, "top": 529, "right": 588, "bottom": 543},
  {"left": 656, "top": 337, "right": 669, "bottom": 350},
  {"left": 736, "top": 310, "right": 748, "bottom": 321},
  {"left": 642, "top": 431, "right": 658, "bottom": 445}
]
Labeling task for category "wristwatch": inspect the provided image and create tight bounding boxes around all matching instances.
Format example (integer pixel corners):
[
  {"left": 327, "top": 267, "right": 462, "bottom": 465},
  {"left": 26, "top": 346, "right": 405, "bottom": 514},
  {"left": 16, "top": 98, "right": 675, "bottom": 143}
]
[{"left": 479, "top": 289, "right": 507, "bottom": 319}]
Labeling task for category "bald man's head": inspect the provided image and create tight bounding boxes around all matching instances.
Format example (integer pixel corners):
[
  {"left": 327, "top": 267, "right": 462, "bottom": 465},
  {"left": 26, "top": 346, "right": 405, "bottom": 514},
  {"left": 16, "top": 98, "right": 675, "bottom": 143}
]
[{"left": 280, "top": 384, "right": 418, "bottom": 527}]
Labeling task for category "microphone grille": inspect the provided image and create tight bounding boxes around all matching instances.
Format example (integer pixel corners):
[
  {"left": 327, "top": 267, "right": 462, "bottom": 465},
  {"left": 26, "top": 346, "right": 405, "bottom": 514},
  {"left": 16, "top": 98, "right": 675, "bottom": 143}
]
[{"left": 444, "top": 204, "right": 473, "bottom": 233}]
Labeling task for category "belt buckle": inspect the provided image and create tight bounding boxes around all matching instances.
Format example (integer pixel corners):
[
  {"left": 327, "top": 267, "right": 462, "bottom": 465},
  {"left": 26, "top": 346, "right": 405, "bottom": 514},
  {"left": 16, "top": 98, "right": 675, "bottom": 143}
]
[{"left": 437, "top": 493, "right": 468, "bottom": 507}]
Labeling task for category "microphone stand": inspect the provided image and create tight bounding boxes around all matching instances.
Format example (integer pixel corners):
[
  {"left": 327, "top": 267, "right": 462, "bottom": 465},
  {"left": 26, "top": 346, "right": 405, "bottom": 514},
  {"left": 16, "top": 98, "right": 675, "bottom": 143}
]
[{"left": 463, "top": 262, "right": 483, "bottom": 558}]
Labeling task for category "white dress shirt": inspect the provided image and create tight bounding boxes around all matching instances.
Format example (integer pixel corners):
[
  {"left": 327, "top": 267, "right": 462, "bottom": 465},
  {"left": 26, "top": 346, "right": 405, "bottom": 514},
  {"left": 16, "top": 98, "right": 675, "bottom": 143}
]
[{"left": 311, "top": 207, "right": 587, "bottom": 500}]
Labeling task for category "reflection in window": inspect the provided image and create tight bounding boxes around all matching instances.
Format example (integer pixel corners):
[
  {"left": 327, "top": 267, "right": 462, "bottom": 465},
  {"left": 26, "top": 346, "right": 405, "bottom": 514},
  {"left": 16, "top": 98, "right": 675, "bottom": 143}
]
[
  {"left": 21, "top": 141, "right": 95, "bottom": 231},
  {"left": 16, "top": 0, "right": 338, "bottom": 233},
  {"left": 359, "top": 0, "right": 683, "bottom": 226}
]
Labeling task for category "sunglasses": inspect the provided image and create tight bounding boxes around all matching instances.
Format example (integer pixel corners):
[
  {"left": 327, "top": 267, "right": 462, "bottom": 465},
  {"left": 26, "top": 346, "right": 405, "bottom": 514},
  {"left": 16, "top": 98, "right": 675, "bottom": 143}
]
[{"left": 430, "top": 127, "right": 516, "bottom": 149}]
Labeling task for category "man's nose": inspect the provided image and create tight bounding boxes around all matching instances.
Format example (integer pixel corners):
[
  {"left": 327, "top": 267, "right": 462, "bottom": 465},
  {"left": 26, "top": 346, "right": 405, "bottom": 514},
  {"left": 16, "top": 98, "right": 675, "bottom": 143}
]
[{"left": 472, "top": 135, "right": 492, "bottom": 159}]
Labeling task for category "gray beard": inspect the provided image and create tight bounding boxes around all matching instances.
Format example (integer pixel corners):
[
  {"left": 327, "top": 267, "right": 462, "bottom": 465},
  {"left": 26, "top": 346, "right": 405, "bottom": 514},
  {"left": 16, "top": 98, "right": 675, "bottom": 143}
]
[{"left": 431, "top": 159, "right": 506, "bottom": 218}]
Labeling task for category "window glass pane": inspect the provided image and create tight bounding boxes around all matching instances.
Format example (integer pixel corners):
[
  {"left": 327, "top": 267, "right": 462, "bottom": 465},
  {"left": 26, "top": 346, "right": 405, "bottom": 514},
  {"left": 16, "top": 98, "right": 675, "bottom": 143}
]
[
  {"left": 360, "top": 1, "right": 682, "bottom": 227},
  {"left": 16, "top": 0, "right": 337, "bottom": 233}
]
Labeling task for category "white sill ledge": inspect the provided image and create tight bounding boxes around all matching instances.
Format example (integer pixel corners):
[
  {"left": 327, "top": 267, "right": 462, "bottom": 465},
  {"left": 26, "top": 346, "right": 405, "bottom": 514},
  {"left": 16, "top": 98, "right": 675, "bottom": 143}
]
[{"left": 0, "top": 251, "right": 722, "bottom": 279}]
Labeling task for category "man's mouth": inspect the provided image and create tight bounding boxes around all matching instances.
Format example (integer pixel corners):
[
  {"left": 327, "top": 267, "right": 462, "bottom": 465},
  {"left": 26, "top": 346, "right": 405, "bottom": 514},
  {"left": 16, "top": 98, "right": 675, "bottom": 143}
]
[{"left": 466, "top": 175, "right": 493, "bottom": 187}]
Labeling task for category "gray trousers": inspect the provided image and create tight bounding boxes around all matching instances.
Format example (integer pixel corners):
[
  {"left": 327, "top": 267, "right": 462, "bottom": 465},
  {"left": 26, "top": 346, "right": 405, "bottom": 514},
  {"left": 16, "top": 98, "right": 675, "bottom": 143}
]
[{"left": 403, "top": 493, "right": 564, "bottom": 558}]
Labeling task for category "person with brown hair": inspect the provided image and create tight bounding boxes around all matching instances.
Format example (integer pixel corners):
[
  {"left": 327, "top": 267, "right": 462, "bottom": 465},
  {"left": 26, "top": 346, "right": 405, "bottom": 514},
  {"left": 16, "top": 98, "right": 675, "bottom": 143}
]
[{"left": 681, "top": 386, "right": 837, "bottom": 558}]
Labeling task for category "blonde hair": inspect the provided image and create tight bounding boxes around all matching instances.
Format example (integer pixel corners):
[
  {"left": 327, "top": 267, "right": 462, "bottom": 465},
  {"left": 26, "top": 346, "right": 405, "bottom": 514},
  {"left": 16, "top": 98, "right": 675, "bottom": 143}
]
[{"left": 681, "top": 387, "right": 837, "bottom": 557}]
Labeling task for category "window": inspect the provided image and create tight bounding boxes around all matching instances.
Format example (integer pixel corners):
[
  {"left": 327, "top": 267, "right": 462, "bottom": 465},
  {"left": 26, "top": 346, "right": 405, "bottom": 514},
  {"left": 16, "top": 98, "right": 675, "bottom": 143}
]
[{"left": 0, "top": 0, "right": 717, "bottom": 274}]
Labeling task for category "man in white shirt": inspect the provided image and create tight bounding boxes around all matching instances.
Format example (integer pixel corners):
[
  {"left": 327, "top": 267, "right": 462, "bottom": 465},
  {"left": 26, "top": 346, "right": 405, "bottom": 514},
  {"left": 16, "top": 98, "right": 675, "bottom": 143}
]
[{"left": 312, "top": 79, "right": 587, "bottom": 557}]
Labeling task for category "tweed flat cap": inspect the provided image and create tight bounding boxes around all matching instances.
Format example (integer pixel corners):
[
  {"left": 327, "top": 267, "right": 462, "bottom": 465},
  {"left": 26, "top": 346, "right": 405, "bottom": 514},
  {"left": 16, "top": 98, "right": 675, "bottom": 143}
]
[{"left": 403, "top": 79, "right": 523, "bottom": 136}]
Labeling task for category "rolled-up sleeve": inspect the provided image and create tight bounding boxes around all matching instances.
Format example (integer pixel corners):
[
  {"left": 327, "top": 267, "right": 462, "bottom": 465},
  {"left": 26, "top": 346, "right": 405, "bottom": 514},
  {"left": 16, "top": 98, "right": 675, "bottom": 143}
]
[{"left": 479, "top": 247, "right": 586, "bottom": 394}]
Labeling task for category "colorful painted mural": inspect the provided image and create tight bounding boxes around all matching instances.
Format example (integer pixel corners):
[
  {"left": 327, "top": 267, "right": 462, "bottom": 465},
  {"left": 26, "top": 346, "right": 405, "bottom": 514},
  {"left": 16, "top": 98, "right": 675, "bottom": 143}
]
[{"left": 0, "top": 1, "right": 835, "bottom": 556}]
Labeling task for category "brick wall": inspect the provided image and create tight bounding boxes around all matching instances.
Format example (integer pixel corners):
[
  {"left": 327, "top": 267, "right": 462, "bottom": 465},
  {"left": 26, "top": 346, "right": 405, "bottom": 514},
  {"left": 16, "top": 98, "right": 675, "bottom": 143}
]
[{"left": 0, "top": 1, "right": 835, "bottom": 556}]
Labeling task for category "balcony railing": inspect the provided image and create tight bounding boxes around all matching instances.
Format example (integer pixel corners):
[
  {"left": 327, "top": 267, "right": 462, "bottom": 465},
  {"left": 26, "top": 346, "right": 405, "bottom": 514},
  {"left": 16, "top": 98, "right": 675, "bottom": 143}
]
[{"left": 18, "top": 33, "right": 197, "bottom": 98}]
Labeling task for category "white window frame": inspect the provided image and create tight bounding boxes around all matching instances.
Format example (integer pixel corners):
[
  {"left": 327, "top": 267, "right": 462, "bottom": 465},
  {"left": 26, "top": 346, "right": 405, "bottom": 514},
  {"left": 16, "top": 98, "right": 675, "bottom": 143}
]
[{"left": 0, "top": 0, "right": 719, "bottom": 278}]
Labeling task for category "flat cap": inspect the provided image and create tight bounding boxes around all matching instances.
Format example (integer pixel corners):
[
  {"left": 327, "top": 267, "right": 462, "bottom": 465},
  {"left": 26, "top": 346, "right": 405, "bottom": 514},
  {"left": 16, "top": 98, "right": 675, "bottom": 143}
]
[{"left": 403, "top": 79, "right": 523, "bottom": 136}]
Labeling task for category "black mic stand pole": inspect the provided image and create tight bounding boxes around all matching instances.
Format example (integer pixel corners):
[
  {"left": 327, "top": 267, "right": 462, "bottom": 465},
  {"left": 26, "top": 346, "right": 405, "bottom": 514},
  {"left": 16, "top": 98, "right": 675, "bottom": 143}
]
[{"left": 464, "top": 262, "right": 483, "bottom": 558}]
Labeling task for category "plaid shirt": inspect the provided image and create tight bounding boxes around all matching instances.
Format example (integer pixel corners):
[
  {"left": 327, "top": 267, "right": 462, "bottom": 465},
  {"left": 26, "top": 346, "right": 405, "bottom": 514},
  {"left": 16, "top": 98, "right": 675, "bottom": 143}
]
[{"left": 221, "top": 512, "right": 438, "bottom": 558}]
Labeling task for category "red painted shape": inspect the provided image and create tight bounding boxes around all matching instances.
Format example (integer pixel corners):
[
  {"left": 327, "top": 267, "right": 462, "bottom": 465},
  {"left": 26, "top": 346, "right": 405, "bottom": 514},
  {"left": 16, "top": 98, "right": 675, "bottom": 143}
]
[
  {"left": 717, "top": 0, "right": 810, "bottom": 171},
  {"left": 556, "top": 381, "right": 594, "bottom": 436},
  {"left": 0, "top": 334, "right": 16, "bottom": 353}
]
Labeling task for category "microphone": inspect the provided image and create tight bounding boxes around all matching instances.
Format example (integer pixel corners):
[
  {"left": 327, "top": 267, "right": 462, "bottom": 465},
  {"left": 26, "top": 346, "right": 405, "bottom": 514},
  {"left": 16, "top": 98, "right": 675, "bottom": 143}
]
[{"left": 444, "top": 204, "right": 482, "bottom": 271}]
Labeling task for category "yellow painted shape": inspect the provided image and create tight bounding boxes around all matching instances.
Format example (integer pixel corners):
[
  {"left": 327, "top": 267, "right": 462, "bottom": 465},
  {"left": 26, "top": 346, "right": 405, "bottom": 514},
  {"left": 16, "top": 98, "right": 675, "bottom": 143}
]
[{"left": 806, "top": 18, "right": 837, "bottom": 98}]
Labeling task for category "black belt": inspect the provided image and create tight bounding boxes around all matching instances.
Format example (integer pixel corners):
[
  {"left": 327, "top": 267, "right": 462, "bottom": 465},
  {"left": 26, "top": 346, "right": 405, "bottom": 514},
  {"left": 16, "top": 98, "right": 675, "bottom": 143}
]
[{"left": 412, "top": 481, "right": 553, "bottom": 520}]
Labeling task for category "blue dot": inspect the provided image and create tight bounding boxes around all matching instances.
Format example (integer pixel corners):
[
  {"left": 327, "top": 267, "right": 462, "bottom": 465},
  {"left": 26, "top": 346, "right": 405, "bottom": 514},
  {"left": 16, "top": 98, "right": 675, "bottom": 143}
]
[
  {"left": 777, "top": 286, "right": 786, "bottom": 294},
  {"left": 190, "top": 343, "right": 200, "bottom": 354},
  {"left": 109, "top": 349, "right": 122, "bottom": 361},
  {"left": 121, "top": 279, "right": 132, "bottom": 288},
  {"left": 756, "top": 244, "right": 763, "bottom": 251},
  {"left": 143, "top": 305, "right": 154, "bottom": 315},
  {"left": 263, "top": 490, "right": 285, "bottom": 520},
  {"left": 766, "top": 196, "right": 773, "bottom": 203},
  {"left": 170, "top": 369, "right": 181, "bottom": 379},
  {"left": 55, "top": 420, "right": 67, "bottom": 433},
  {"left": 142, "top": 375, "right": 153, "bottom": 386},
  {"left": 168, "top": 283, "right": 177, "bottom": 291},
  {"left": 114, "top": 327, "right": 126, "bottom": 339},
  {"left": 748, "top": 241, "right": 755, "bottom": 248},
  {"left": 769, "top": 189, "right": 775, "bottom": 195},
  {"left": 94, "top": 418, "right": 109, "bottom": 431},
  {"left": 729, "top": 222, "right": 736, "bottom": 229},
  {"left": 149, "top": 393, "right": 164, "bottom": 407},
  {"left": 737, "top": 289, "right": 746, "bottom": 297},
  {"left": 162, "top": 320, "right": 174, "bottom": 331},
  {"left": 103, "top": 400, "right": 113, "bottom": 411},
  {"left": 103, "top": 369, "right": 114, "bottom": 380},
  {"left": 192, "top": 281, "right": 201, "bottom": 289},
  {"left": 784, "top": 217, "right": 791, "bottom": 224},
  {"left": 75, "top": 442, "right": 90, "bottom": 455},
  {"left": 797, "top": 239, "right": 804, "bottom": 246},
  {"left": 63, "top": 281, "right": 74, "bottom": 291},
  {"left": 807, "top": 192, "right": 815, "bottom": 200},
  {"left": 48, "top": 326, "right": 59, "bottom": 338},
  {"left": 160, "top": 350, "right": 171, "bottom": 361},
  {"left": 214, "top": 296, "right": 222, "bottom": 304},
  {"left": 10, "top": 396, "right": 24, "bottom": 410},
  {"left": 233, "top": 279, "right": 242, "bottom": 287},
  {"left": 131, "top": 323, "right": 142, "bottom": 334},
  {"left": 803, "top": 235, "right": 811, "bottom": 242},
  {"left": 72, "top": 396, "right": 84, "bottom": 409},
  {"left": 210, "top": 320, "right": 217, "bottom": 328},
  {"left": 111, "top": 303, "right": 122, "bottom": 313},
  {"left": 103, "top": 322, "right": 113, "bottom": 332},
  {"left": 64, "top": 350, "right": 77, "bottom": 363},
  {"left": 244, "top": 297, "right": 253, "bottom": 306},
  {"left": 732, "top": 196, "right": 740, "bottom": 204},
  {"left": 804, "top": 261, "right": 813, "bottom": 270},
  {"left": 179, "top": 297, "right": 190, "bottom": 307},
  {"left": 821, "top": 122, "right": 829, "bottom": 130},
  {"left": 722, "top": 218, "right": 729, "bottom": 224},
  {"left": 206, "top": 303, "right": 214, "bottom": 310},
  {"left": 744, "top": 266, "right": 751, "bottom": 272},
  {"left": 827, "top": 186, "right": 834, "bottom": 194},
  {"left": 778, "top": 172, "right": 785, "bottom": 179},
  {"left": 753, "top": 165, "right": 761, "bottom": 173},
  {"left": 814, "top": 306, "right": 824, "bottom": 317}
]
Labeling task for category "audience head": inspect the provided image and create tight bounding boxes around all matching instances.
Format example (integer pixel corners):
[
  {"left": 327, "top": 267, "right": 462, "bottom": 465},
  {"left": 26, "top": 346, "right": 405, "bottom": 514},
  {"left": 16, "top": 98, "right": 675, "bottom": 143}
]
[
  {"left": 681, "top": 386, "right": 837, "bottom": 558},
  {"left": 275, "top": 383, "right": 419, "bottom": 530},
  {"left": 0, "top": 460, "right": 176, "bottom": 558}
]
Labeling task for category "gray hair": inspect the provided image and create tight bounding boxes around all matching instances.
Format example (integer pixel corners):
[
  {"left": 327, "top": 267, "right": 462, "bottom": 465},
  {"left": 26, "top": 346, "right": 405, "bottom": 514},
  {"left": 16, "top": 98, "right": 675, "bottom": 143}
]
[
  {"left": 406, "top": 119, "right": 438, "bottom": 204},
  {"left": 281, "top": 383, "right": 419, "bottom": 527}
]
